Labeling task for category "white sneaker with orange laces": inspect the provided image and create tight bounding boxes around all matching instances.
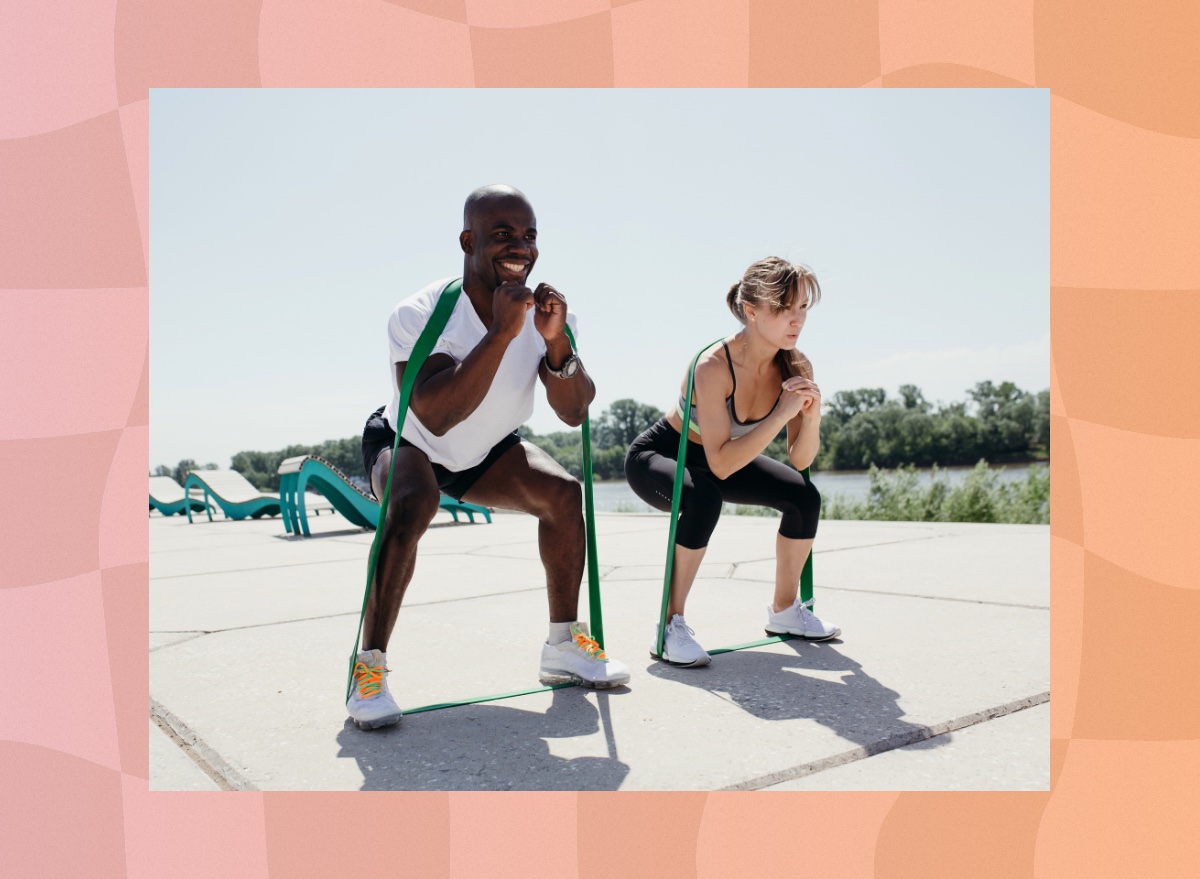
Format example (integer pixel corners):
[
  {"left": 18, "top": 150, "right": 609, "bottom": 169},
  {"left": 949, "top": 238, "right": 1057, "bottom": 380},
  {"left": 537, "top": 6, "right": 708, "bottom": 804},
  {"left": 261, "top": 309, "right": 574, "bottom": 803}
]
[
  {"left": 346, "top": 648, "right": 402, "bottom": 730},
  {"left": 538, "top": 622, "right": 630, "bottom": 689}
]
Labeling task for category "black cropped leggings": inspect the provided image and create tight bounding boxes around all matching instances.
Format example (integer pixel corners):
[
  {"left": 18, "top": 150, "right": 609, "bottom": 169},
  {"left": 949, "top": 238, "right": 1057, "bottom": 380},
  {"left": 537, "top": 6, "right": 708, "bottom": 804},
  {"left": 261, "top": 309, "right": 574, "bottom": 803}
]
[{"left": 624, "top": 418, "right": 820, "bottom": 550}]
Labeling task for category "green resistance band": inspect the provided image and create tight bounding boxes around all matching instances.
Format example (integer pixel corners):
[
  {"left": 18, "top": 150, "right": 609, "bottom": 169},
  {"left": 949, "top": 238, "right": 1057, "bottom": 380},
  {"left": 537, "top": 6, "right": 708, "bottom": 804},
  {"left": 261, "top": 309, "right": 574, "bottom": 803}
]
[
  {"left": 570, "top": 321, "right": 604, "bottom": 649},
  {"left": 346, "top": 279, "right": 464, "bottom": 701},
  {"left": 346, "top": 281, "right": 605, "bottom": 708},
  {"left": 654, "top": 340, "right": 816, "bottom": 659}
]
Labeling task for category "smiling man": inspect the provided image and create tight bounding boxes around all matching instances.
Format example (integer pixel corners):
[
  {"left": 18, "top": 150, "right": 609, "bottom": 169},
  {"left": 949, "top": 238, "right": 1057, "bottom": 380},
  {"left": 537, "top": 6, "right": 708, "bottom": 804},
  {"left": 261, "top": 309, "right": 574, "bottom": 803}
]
[{"left": 348, "top": 185, "right": 630, "bottom": 730}]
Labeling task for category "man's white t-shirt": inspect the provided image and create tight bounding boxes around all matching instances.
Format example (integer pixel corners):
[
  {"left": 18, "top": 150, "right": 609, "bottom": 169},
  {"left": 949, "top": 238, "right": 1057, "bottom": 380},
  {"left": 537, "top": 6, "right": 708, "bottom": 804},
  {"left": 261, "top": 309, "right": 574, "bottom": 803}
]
[{"left": 384, "top": 277, "right": 577, "bottom": 472}]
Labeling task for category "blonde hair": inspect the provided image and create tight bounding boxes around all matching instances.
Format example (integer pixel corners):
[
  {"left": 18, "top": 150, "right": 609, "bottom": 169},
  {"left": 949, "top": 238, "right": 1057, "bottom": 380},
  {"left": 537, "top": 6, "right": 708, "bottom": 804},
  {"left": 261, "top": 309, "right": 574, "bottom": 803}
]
[{"left": 726, "top": 257, "right": 821, "bottom": 378}]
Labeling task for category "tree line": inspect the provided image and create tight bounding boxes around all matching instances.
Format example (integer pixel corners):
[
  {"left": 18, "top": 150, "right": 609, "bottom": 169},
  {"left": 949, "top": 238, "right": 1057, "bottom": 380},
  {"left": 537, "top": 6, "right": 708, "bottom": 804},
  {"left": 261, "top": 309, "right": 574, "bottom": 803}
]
[
  {"left": 153, "top": 380, "right": 1050, "bottom": 488},
  {"left": 815, "top": 381, "right": 1049, "bottom": 470},
  {"left": 524, "top": 380, "right": 1049, "bottom": 479}
]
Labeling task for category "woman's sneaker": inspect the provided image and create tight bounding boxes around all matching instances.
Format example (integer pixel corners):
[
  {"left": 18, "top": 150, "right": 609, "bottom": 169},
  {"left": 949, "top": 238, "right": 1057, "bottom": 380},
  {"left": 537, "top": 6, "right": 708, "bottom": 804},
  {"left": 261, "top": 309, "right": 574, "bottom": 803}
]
[
  {"left": 346, "top": 649, "right": 403, "bottom": 730},
  {"left": 765, "top": 599, "right": 841, "bottom": 641},
  {"left": 539, "top": 622, "right": 631, "bottom": 689},
  {"left": 651, "top": 614, "right": 711, "bottom": 667}
]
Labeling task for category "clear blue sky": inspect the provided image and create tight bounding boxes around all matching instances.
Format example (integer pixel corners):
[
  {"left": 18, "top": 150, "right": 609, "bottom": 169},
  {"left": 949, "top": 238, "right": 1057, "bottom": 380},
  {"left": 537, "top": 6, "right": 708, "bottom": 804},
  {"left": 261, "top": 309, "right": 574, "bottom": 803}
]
[{"left": 150, "top": 89, "right": 1048, "bottom": 468}]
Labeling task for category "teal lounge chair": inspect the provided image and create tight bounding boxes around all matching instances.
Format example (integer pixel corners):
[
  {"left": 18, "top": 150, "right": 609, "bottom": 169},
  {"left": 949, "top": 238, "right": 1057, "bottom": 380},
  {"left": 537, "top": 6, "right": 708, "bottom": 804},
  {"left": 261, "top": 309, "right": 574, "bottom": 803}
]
[
  {"left": 184, "top": 469, "right": 282, "bottom": 522},
  {"left": 149, "top": 476, "right": 215, "bottom": 517},
  {"left": 277, "top": 455, "right": 491, "bottom": 537}
]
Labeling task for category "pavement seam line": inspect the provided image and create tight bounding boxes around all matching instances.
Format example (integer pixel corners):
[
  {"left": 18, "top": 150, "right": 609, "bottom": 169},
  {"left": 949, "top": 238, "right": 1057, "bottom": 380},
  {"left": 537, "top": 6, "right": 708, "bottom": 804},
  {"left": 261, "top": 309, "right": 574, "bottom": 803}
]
[
  {"left": 802, "top": 534, "right": 946, "bottom": 554},
  {"left": 150, "top": 697, "right": 259, "bottom": 791},
  {"left": 148, "top": 585, "right": 556, "bottom": 638},
  {"left": 725, "top": 535, "right": 952, "bottom": 576},
  {"left": 152, "top": 557, "right": 369, "bottom": 580},
  {"left": 152, "top": 545, "right": 510, "bottom": 579},
  {"left": 720, "top": 691, "right": 1051, "bottom": 792},
  {"left": 150, "top": 531, "right": 971, "bottom": 580},
  {"left": 149, "top": 632, "right": 208, "bottom": 652},
  {"left": 151, "top": 574, "right": 1047, "bottom": 644}
]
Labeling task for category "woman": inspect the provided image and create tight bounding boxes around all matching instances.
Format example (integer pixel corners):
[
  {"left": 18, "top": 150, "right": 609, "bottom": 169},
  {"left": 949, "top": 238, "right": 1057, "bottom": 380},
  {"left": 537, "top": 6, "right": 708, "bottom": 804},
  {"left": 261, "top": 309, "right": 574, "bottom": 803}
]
[{"left": 625, "top": 257, "right": 840, "bottom": 667}]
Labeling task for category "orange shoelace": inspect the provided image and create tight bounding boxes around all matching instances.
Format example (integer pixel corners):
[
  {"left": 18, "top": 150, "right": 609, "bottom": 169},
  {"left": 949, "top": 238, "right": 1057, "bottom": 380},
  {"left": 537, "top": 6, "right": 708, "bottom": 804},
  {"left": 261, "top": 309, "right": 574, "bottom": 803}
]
[
  {"left": 353, "top": 661, "right": 387, "bottom": 698},
  {"left": 573, "top": 630, "right": 607, "bottom": 660}
]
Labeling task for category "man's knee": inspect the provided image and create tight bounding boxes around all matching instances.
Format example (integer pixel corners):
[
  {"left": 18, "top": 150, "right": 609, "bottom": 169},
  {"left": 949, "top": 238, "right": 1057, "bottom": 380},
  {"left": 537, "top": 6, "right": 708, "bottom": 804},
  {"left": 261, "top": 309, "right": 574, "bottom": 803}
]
[
  {"left": 384, "top": 483, "right": 440, "bottom": 536},
  {"left": 531, "top": 473, "right": 582, "bottom": 522}
]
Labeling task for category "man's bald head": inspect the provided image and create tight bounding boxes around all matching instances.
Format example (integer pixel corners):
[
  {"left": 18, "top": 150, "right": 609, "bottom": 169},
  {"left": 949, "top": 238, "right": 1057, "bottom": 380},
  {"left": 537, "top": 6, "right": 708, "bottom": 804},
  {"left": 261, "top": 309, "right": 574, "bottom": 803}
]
[
  {"left": 459, "top": 185, "right": 539, "bottom": 293},
  {"left": 463, "top": 184, "right": 532, "bottom": 230}
]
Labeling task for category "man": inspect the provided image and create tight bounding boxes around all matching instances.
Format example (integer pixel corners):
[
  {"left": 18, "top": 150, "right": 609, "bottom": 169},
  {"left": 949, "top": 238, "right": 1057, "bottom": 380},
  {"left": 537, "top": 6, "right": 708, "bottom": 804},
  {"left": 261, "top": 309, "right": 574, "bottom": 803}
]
[{"left": 349, "top": 185, "right": 630, "bottom": 730}]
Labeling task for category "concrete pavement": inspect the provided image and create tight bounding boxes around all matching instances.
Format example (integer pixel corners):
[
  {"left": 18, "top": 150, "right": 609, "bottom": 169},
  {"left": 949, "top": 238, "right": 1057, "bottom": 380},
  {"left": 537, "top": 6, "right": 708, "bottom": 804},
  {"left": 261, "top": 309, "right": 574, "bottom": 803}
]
[{"left": 149, "top": 506, "right": 1049, "bottom": 791}]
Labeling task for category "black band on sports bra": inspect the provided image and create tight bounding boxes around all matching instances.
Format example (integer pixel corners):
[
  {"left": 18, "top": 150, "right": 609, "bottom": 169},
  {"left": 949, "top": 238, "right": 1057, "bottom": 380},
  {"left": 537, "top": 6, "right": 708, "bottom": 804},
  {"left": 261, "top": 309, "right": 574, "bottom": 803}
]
[{"left": 721, "top": 342, "right": 743, "bottom": 423}]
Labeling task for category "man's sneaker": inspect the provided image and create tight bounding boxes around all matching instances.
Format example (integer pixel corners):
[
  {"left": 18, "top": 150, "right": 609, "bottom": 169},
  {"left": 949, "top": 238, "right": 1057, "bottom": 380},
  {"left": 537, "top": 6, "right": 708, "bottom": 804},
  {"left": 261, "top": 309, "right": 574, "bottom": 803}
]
[
  {"left": 539, "top": 622, "right": 630, "bottom": 689},
  {"left": 765, "top": 599, "right": 841, "bottom": 641},
  {"left": 346, "top": 649, "right": 402, "bottom": 730},
  {"left": 651, "top": 614, "right": 711, "bottom": 667}
]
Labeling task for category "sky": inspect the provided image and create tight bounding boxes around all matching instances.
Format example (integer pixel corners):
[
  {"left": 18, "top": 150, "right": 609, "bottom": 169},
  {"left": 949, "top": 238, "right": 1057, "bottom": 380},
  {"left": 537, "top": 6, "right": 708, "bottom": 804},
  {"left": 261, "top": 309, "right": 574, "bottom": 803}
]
[{"left": 150, "top": 89, "right": 1048, "bottom": 468}]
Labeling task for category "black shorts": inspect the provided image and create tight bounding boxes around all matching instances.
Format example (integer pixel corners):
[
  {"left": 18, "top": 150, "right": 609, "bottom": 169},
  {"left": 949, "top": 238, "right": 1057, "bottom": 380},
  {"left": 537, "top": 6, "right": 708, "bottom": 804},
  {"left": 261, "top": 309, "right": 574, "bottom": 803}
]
[{"left": 360, "top": 406, "right": 521, "bottom": 502}]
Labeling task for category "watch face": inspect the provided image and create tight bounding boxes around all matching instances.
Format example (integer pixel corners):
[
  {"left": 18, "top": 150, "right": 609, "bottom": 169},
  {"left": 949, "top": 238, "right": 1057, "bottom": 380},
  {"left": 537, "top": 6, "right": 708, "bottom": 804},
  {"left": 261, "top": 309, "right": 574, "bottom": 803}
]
[{"left": 563, "top": 357, "right": 579, "bottom": 377}]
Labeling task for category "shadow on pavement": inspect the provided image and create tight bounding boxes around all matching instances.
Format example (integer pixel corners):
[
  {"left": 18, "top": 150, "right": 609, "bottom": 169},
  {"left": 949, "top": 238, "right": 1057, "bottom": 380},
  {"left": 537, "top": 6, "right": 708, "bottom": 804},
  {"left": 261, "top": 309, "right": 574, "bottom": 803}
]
[
  {"left": 335, "top": 687, "right": 631, "bottom": 791},
  {"left": 647, "top": 639, "right": 950, "bottom": 754}
]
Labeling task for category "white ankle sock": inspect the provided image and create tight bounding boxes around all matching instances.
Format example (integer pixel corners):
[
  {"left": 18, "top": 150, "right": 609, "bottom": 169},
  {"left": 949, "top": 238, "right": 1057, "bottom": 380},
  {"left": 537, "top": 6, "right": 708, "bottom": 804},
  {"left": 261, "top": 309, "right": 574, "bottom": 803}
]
[{"left": 548, "top": 621, "right": 573, "bottom": 644}]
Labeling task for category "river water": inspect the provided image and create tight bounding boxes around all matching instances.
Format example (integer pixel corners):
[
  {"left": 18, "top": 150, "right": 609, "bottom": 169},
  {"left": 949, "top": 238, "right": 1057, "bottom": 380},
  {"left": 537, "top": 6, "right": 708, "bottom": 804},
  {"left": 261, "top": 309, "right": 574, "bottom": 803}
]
[{"left": 587, "top": 463, "right": 1046, "bottom": 513}]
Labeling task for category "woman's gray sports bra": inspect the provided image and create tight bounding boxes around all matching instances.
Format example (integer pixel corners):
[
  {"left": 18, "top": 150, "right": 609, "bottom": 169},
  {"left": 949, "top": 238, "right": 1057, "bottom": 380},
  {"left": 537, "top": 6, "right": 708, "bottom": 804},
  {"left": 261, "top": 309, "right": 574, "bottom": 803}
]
[{"left": 676, "top": 342, "right": 781, "bottom": 439}]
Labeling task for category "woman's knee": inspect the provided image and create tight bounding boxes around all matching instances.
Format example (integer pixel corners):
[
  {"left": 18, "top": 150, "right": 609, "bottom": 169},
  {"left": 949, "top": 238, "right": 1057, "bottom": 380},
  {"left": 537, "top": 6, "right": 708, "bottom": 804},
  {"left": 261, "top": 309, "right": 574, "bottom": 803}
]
[
  {"left": 775, "top": 478, "right": 819, "bottom": 516},
  {"left": 777, "top": 479, "right": 821, "bottom": 540},
  {"left": 676, "top": 477, "right": 723, "bottom": 548},
  {"left": 797, "top": 479, "right": 821, "bottom": 517}
]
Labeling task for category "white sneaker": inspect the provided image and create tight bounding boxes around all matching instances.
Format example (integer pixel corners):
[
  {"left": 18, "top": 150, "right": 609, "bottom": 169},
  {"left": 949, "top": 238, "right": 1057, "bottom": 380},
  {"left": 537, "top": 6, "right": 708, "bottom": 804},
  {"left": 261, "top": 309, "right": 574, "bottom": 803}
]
[
  {"left": 539, "top": 622, "right": 630, "bottom": 689},
  {"left": 652, "top": 614, "right": 711, "bottom": 667},
  {"left": 765, "top": 599, "right": 841, "bottom": 641},
  {"left": 346, "top": 649, "right": 403, "bottom": 730}
]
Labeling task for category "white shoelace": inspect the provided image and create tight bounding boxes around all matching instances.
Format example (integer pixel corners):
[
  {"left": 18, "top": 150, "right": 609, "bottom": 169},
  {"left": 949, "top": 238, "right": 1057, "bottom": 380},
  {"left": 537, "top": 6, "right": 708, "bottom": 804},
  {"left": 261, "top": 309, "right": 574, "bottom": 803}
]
[
  {"left": 668, "top": 617, "right": 701, "bottom": 648},
  {"left": 796, "top": 600, "right": 834, "bottom": 634}
]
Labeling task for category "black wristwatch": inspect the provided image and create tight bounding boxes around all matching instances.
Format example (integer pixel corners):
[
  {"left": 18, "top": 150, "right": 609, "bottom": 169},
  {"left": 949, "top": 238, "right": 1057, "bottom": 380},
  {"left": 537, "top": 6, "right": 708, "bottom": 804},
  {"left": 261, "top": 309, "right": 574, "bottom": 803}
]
[{"left": 545, "top": 353, "right": 581, "bottom": 380}]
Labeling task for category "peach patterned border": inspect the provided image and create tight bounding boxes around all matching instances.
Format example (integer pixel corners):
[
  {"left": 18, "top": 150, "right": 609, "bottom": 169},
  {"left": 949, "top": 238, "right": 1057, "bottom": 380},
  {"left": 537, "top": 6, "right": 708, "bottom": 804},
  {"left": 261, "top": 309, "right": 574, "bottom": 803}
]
[{"left": 2, "top": 1, "right": 1198, "bottom": 876}]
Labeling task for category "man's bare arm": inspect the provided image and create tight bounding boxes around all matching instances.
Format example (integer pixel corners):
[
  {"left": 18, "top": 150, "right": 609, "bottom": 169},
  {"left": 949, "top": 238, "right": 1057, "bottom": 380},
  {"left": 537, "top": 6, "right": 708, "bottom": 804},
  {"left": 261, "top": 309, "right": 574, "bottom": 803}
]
[
  {"left": 402, "top": 282, "right": 533, "bottom": 436},
  {"left": 532, "top": 283, "right": 595, "bottom": 427},
  {"left": 399, "top": 343, "right": 504, "bottom": 437},
  {"left": 539, "top": 332, "right": 596, "bottom": 427}
]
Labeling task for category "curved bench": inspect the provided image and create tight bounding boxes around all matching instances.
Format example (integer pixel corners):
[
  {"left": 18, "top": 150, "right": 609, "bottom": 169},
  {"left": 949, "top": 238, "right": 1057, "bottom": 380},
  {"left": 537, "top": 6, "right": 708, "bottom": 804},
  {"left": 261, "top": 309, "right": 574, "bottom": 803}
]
[
  {"left": 183, "top": 470, "right": 282, "bottom": 522},
  {"left": 149, "top": 476, "right": 214, "bottom": 517},
  {"left": 277, "top": 455, "right": 491, "bottom": 537}
]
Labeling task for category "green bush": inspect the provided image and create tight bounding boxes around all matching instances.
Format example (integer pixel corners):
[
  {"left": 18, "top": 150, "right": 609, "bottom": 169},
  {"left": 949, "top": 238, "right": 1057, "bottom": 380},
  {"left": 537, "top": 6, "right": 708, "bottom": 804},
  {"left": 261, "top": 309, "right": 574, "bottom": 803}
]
[
  {"left": 992, "top": 463, "right": 1050, "bottom": 524},
  {"left": 823, "top": 461, "right": 1048, "bottom": 524},
  {"left": 940, "top": 461, "right": 1000, "bottom": 522}
]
